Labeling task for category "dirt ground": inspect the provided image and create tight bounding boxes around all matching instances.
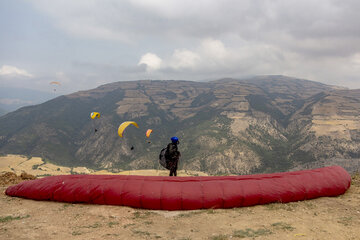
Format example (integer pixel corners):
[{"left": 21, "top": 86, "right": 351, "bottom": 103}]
[
  {"left": 0, "top": 174, "right": 359, "bottom": 240},
  {"left": 0, "top": 154, "right": 208, "bottom": 177}
]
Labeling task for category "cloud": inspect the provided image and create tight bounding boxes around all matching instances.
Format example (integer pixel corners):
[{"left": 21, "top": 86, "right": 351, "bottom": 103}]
[
  {"left": 29, "top": 0, "right": 139, "bottom": 42},
  {"left": 141, "top": 38, "right": 285, "bottom": 75},
  {"left": 136, "top": 37, "right": 360, "bottom": 89},
  {"left": 8, "top": 0, "right": 360, "bottom": 89},
  {"left": 55, "top": 72, "right": 71, "bottom": 84},
  {"left": 168, "top": 49, "right": 200, "bottom": 70},
  {"left": 138, "top": 53, "right": 162, "bottom": 71},
  {"left": 0, "top": 65, "right": 33, "bottom": 78},
  {"left": 0, "top": 98, "right": 34, "bottom": 105},
  {"left": 28, "top": 0, "right": 360, "bottom": 58},
  {"left": 165, "top": 38, "right": 234, "bottom": 72}
]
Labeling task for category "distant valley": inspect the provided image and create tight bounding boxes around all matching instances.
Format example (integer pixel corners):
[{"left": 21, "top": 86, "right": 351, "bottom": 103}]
[{"left": 0, "top": 87, "right": 54, "bottom": 116}]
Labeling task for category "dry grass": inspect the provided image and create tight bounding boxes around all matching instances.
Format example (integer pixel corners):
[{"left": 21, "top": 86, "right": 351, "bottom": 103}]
[{"left": 0, "top": 154, "right": 207, "bottom": 178}]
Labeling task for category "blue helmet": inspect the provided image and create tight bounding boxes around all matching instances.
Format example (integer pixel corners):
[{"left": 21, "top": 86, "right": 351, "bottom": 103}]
[{"left": 171, "top": 136, "right": 179, "bottom": 144}]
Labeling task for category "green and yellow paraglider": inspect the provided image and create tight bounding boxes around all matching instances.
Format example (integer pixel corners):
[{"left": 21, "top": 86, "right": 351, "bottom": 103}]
[
  {"left": 90, "top": 112, "right": 100, "bottom": 119},
  {"left": 90, "top": 112, "right": 101, "bottom": 132}
]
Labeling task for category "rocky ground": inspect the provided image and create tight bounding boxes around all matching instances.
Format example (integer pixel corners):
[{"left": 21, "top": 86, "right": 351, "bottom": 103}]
[{"left": 0, "top": 172, "right": 359, "bottom": 240}]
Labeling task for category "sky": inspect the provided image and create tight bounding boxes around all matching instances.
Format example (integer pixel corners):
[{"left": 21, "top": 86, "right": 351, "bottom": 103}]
[{"left": 1, "top": 0, "right": 360, "bottom": 95}]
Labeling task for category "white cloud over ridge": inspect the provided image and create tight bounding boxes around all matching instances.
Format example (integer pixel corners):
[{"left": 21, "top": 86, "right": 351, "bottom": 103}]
[
  {"left": 0, "top": 65, "right": 33, "bottom": 78},
  {"left": 138, "top": 53, "right": 162, "bottom": 71},
  {"left": 168, "top": 49, "right": 200, "bottom": 70},
  {"left": 140, "top": 38, "right": 293, "bottom": 74},
  {"left": 136, "top": 37, "right": 360, "bottom": 89}
]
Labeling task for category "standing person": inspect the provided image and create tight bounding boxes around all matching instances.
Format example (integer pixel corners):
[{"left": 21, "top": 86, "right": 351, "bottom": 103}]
[{"left": 165, "top": 136, "right": 181, "bottom": 176}]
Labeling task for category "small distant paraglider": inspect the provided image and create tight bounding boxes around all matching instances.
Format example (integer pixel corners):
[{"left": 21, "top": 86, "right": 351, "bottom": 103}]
[
  {"left": 145, "top": 129, "right": 152, "bottom": 138},
  {"left": 146, "top": 129, "right": 152, "bottom": 143},
  {"left": 50, "top": 81, "right": 61, "bottom": 92},
  {"left": 90, "top": 112, "right": 101, "bottom": 132}
]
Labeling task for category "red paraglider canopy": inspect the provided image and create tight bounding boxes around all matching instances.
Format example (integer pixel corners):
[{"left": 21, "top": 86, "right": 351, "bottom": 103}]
[{"left": 5, "top": 166, "right": 351, "bottom": 210}]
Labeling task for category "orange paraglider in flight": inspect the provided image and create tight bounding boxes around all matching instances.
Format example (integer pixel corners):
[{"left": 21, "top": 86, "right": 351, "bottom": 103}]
[
  {"left": 50, "top": 81, "right": 61, "bottom": 92},
  {"left": 146, "top": 129, "right": 153, "bottom": 143},
  {"left": 146, "top": 129, "right": 152, "bottom": 138}
]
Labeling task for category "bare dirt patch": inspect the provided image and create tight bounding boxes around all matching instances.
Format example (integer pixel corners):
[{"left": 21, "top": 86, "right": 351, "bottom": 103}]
[{"left": 0, "top": 173, "right": 359, "bottom": 240}]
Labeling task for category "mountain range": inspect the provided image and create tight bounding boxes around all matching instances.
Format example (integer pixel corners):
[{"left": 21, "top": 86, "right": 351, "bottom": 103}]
[{"left": 0, "top": 75, "right": 359, "bottom": 174}]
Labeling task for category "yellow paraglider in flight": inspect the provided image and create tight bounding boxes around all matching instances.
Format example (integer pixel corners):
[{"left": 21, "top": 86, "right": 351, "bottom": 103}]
[
  {"left": 146, "top": 129, "right": 153, "bottom": 138},
  {"left": 90, "top": 112, "right": 100, "bottom": 119},
  {"left": 118, "top": 121, "right": 139, "bottom": 138}
]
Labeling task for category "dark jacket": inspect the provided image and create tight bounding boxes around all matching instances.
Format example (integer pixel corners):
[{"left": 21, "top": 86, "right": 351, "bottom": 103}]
[{"left": 165, "top": 142, "right": 180, "bottom": 162}]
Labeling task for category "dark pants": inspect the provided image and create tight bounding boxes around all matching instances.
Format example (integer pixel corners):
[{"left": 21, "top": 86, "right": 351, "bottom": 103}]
[{"left": 169, "top": 159, "right": 178, "bottom": 176}]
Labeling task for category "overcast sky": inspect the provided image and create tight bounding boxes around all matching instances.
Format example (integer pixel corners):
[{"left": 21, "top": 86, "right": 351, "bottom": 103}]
[{"left": 1, "top": 0, "right": 360, "bottom": 94}]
